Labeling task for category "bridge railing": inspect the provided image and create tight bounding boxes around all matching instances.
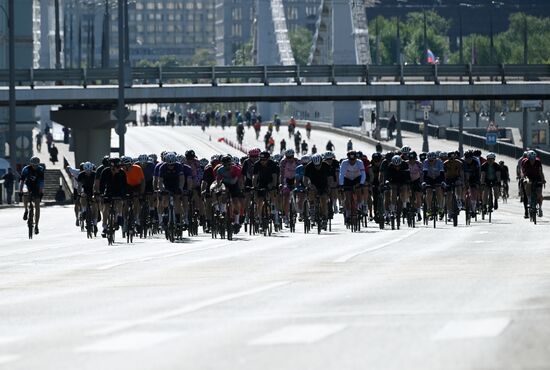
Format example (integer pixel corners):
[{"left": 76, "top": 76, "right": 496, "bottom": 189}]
[{"left": 0, "top": 64, "right": 549, "bottom": 88}]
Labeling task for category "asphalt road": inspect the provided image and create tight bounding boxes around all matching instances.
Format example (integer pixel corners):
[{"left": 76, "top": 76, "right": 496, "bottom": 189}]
[{"left": 2, "top": 125, "right": 549, "bottom": 370}]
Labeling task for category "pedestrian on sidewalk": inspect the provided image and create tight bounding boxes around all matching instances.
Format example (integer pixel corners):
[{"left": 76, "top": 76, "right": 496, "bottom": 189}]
[
  {"left": 49, "top": 143, "right": 59, "bottom": 165},
  {"left": 55, "top": 185, "right": 66, "bottom": 203},
  {"left": 376, "top": 141, "right": 383, "bottom": 153},
  {"left": 2, "top": 168, "right": 15, "bottom": 204},
  {"left": 388, "top": 115, "right": 396, "bottom": 140},
  {"left": 326, "top": 140, "right": 335, "bottom": 152},
  {"left": 62, "top": 127, "right": 71, "bottom": 144},
  {"left": 36, "top": 131, "right": 43, "bottom": 153},
  {"left": 46, "top": 131, "right": 53, "bottom": 152}
]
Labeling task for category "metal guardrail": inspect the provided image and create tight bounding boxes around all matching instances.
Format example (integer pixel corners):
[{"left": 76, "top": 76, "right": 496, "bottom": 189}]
[{"left": 0, "top": 64, "right": 549, "bottom": 88}]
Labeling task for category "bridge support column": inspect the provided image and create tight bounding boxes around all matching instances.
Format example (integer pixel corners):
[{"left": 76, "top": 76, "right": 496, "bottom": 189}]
[
  {"left": 51, "top": 108, "right": 116, "bottom": 166},
  {"left": 331, "top": 0, "right": 360, "bottom": 127}
]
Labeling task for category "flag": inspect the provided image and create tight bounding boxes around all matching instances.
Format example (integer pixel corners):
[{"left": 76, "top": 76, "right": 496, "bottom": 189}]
[{"left": 427, "top": 49, "right": 436, "bottom": 64}]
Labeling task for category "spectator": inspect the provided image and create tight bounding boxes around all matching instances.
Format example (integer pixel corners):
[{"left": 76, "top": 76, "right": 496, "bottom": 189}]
[
  {"left": 55, "top": 185, "right": 66, "bottom": 203},
  {"left": 326, "top": 140, "right": 335, "bottom": 152},
  {"left": 376, "top": 141, "right": 383, "bottom": 153},
  {"left": 62, "top": 126, "right": 70, "bottom": 144},
  {"left": 36, "top": 131, "right": 43, "bottom": 153},
  {"left": 311, "top": 144, "right": 317, "bottom": 154},
  {"left": 2, "top": 168, "right": 15, "bottom": 204},
  {"left": 280, "top": 138, "right": 286, "bottom": 153},
  {"left": 347, "top": 139, "right": 353, "bottom": 151},
  {"left": 49, "top": 143, "right": 59, "bottom": 164},
  {"left": 388, "top": 115, "right": 397, "bottom": 140},
  {"left": 46, "top": 131, "right": 54, "bottom": 152}
]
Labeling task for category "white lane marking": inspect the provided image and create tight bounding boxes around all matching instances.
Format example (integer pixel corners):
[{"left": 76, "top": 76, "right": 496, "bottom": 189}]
[
  {"left": 432, "top": 318, "right": 511, "bottom": 340},
  {"left": 75, "top": 331, "right": 181, "bottom": 353},
  {"left": 472, "top": 240, "right": 486, "bottom": 244},
  {"left": 0, "top": 355, "right": 19, "bottom": 365},
  {"left": 334, "top": 229, "right": 420, "bottom": 263},
  {"left": 249, "top": 324, "right": 346, "bottom": 345},
  {"left": 90, "top": 281, "right": 290, "bottom": 336},
  {"left": 96, "top": 245, "right": 223, "bottom": 270},
  {"left": 478, "top": 231, "right": 490, "bottom": 234}
]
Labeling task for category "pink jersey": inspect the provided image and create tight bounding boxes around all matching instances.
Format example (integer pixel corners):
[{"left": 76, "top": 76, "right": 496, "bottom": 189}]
[{"left": 279, "top": 157, "right": 298, "bottom": 182}]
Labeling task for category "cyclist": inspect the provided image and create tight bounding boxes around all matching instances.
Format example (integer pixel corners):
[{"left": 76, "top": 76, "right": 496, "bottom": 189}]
[
  {"left": 158, "top": 153, "right": 189, "bottom": 229},
  {"left": 480, "top": 152, "right": 501, "bottom": 211},
  {"left": 305, "top": 121, "right": 312, "bottom": 139},
  {"left": 324, "top": 151, "right": 340, "bottom": 214},
  {"left": 274, "top": 114, "right": 281, "bottom": 132},
  {"left": 77, "top": 161, "right": 98, "bottom": 234},
  {"left": 66, "top": 163, "right": 82, "bottom": 227},
  {"left": 137, "top": 154, "right": 156, "bottom": 222},
  {"left": 236, "top": 122, "right": 245, "bottom": 144},
  {"left": 122, "top": 156, "right": 145, "bottom": 230},
  {"left": 407, "top": 151, "right": 424, "bottom": 221},
  {"left": 185, "top": 150, "right": 206, "bottom": 227},
  {"left": 304, "top": 154, "right": 333, "bottom": 228},
  {"left": 253, "top": 151, "right": 279, "bottom": 225},
  {"left": 339, "top": 150, "right": 366, "bottom": 223},
  {"left": 521, "top": 150, "right": 545, "bottom": 218},
  {"left": 301, "top": 140, "right": 308, "bottom": 155},
  {"left": 99, "top": 157, "right": 127, "bottom": 236},
  {"left": 370, "top": 152, "right": 384, "bottom": 221},
  {"left": 385, "top": 155, "right": 410, "bottom": 217},
  {"left": 294, "top": 130, "right": 302, "bottom": 152},
  {"left": 443, "top": 151, "right": 464, "bottom": 219},
  {"left": 279, "top": 149, "right": 299, "bottom": 226},
  {"left": 422, "top": 151, "right": 445, "bottom": 219},
  {"left": 241, "top": 148, "right": 261, "bottom": 221},
  {"left": 499, "top": 160, "right": 510, "bottom": 200},
  {"left": 19, "top": 156, "right": 44, "bottom": 235},
  {"left": 294, "top": 155, "right": 310, "bottom": 220},
  {"left": 215, "top": 155, "right": 244, "bottom": 232},
  {"left": 358, "top": 151, "right": 374, "bottom": 217},
  {"left": 462, "top": 150, "right": 481, "bottom": 217},
  {"left": 347, "top": 139, "right": 353, "bottom": 151},
  {"left": 201, "top": 154, "right": 222, "bottom": 232},
  {"left": 288, "top": 116, "right": 296, "bottom": 138}
]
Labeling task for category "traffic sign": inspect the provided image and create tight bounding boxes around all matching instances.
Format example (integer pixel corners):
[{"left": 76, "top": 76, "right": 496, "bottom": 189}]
[{"left": 486, "top": 133, "right": 498, "bottom": 145}]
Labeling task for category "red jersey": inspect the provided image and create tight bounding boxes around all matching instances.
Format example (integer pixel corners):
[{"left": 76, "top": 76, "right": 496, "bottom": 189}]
[{"left": 521, "top": 158, "right": 543, "bottom": 180}]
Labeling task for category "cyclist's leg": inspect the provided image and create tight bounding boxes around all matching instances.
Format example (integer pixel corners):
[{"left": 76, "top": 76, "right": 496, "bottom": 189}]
[
  {"left": 320, "top": 193, "right": 328, "bottom": 219},
  {"left": 390, "top": 184, "right": 398, "bottom": 213}
]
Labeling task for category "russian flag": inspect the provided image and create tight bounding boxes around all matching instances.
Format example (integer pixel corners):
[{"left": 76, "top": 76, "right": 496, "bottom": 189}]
[{"left": 427, "top": 49, "right": 436, "bottom": 64}]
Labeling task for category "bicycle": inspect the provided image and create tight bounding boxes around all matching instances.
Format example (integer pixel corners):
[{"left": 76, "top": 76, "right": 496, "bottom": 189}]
[
  {"left": 105, "top": 197, "right": 119, "bottom": 246},
  {"left": 527, "top": 181, "right": 543, "bottom": 224},
  {"left": 123, "top": 195, "right": 136, "bottom": 243},
  {"left": 26, "top": 194, "right": 35, "bottom": 239},
  {"left": 343, "top": 185, "right": 361, "bottom": 232},
  {"left": 422, "top": 184, "right": 439, "bottom": 229},
  {"left": 372, "top": 184, "right": 385, "bottom": 230},
  {"left": 481, "top": 183, "right": 495, "bottom": 223},
  {"left": 259, "top": 189, "right": 273, "bottom": 236},
  {"left": 83, "top": 194, "right": 96, "bottom": 238},
  {"left": 164, "top": 192, "right": 178, "bottom": 243},
  {"left": 444, "top": 183, "right": 460, "bottom": 227}
]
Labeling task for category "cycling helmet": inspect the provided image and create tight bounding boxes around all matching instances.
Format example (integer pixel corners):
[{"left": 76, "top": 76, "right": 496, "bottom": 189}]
[
  {"left": 357, "top": 151, "right": 364, "bottom": 158},
  {"left": 284, "top": 149, "right": 295, "bottom": 157},
  {"left": 221, "top": 155, "right": 232, "bottom": 164},
  {"left": 211, "top": 154, "right": 221, "bottom": 162},
  {"left": 435, "top": 150, "right": 441, "bottom": 158},
  {"left": 401, "top": 145, "right": 411, "bottom": 154},
  {"left": 347, "top": 150, "right": 357, "bottom": 159},
  {"left": 324, "top": 151, "right": 335, "bottom": 159},
  {"left": 164, "top": 153, "right": 177, "bottom": 164},
  {"left": 486, "top": 152, "right": 496, "bottom": 159},
  {"left": 473, "top": 149, "right": 482, "bottom": 157},
  {"left": 176, "top": 154, "right": 185, "bottom": 163},
  {"left": 498, "top": 160, "right": 504, "bottom": 165},
  {"left": 384, "top": 151, "right": 394, "bottom": 162},
  {"left": 185, "top": 150, "right": 196, "bottom": 160},
  {"left": 312, "top": 154, "right": 323, "bottom": 165},
  {"left": 232, "top": 156, "right": 240, "bottom": 165},
  {"left": 83, "top": 161, "right": 94, "bottom": 172},
  {"left": 149, "top": 154, "right": 157, "bottom": 162},
  {"left": 160, "top": 151, "right": 167, "bottom": 161},
  {"left": 273, "top": 154, "right": 283, "bottom": 162},
  {"left": 408, "top": 151, "right": 417, "bottom": 160},
  {"left": 29, "top": 156, "right": 40, "bottom": 165},
  {"left": 439, "top": 151, "right": 448, "bottom": 159},
  {"left": 419, "top": 152, "right": 427, "bottom": 161},
  {"left": 248, "top": 147, "right": 261, "bottom": 157},
  {"left": 372, "top": 152, "right": 382, "bottom": 161},
  {"left": 259, "top": 151, "right": 270, "bottom": 160},
  {"left": 102, "top": 155, "right": 110, "bottom": 166},
  {"left": 464, "top": 150, "right": 473, "bottom": 159},
  {"left": 527, "top": 150, "right": 537, "bottom": 159},
  {"left": 301, "top": 155, "right": 311, "bottom": 164},
  {"left": 391, "top": 155, "right": 402, "bottom": 166},
  {"left": 121, "top": 156, "right": 132, "bottom": 166},
  {"left": 199, "top": 158, "right": 209, "bottom": 167},
  {"left": 110, "top": 157, "right": 121, "bottom": 166},
  {"left": 427, "top": 152, "right": 437, "bottom": 160},
  {"left": 522, "top": 151, "right": 528, "bottom": 158},
  {"left": 138, "top": 154, "right": 149, "bottom": 164}
]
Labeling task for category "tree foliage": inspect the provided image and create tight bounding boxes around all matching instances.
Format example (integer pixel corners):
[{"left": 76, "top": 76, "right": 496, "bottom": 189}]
[
  {"left": 371, "top": 12, "right": 550, "bottom": 65},
  {"left": 289, "top": 27, "right": 313, "bottom": 65},
  {"left": 233, "top": 41, "right": 254, "bottom": 66}
]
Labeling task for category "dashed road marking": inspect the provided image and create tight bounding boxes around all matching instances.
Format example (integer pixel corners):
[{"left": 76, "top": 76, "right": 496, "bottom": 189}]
[
  {"left": 249, "top": 324, "right": 346, "bottom": 345},
  {"left": 75, "top": 331, "right": 181, "bottom": 352},
  {"left": 432, "top": 318, "right": 511, "bottom": 340},
  {"left": 89, "top": 281, "right": 290, "bottom": 336}
]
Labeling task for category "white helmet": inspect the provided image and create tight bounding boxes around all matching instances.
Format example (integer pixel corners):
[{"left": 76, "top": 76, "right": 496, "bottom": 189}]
[
  {"left": 486, "top": 152, "right": 496, "bottom": 159},
  {"left": 312, "top": 154, "right": 323, "bottom": 165},
  {"left": 401, "top": 145, "right": 411, "bottom": 154},
  {"left": 83, "top": 161, "right": 94, "bottom": 171},
  {"left": 138, "top": 154, "right": 149, "bottom": 164},
  {"left": 391, "top": 155, "right": 402, "bottom": 166}
]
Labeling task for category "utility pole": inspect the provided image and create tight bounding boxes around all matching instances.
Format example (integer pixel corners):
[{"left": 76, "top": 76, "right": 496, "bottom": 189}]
[
  {"left": 458, "top": 5, "right": 464, "bottom": 156},
  {"left": 117, "top": 0, "right": 126, "bottom": 156},
  {"left": 101, "top": 0, "right": 110, "bottom": 68},
  {"left": 8, "top": 0, "right": 16, "bottom": 171},
  {"left": 423, "top": 9, "right": 427, "bottom": 65},
  {"left": 55, "top": 0, "right": 61, "bottom": 69}
]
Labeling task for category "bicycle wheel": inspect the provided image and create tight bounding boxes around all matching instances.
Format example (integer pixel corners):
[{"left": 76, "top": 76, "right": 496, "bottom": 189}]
[{"left": 27, "top": 203, "right": 34, "bottom": 239}]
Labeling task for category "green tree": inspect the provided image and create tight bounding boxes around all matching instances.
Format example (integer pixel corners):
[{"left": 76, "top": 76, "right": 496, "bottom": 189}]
[
  {"left": 188, "top": 49, "right": 215, "bottom": 66},
  {"left": 289, "top": 27, "right": 313, "bottom": 65},
  {"left": 233, "top": 41, "right": 254, "bottom": 66}
]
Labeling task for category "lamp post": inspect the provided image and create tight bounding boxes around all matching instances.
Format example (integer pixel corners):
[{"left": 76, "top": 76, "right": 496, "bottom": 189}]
[
  {"left": 458, "top": 3, "right": 466, "bottom": 155},
  {"left": 117, "top": 0, "right": 126, "bottom": 156},
  {"left": 0, "top": 0, "right": 16, "bottom": 171}
]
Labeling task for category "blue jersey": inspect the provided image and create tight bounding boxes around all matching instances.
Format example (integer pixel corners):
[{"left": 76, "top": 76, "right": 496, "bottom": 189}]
[{"left": 21, "top": 165, "right": 44, "bottom": 190}]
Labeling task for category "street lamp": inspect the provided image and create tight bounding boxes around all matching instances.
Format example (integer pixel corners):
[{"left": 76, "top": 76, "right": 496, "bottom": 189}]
[{"left": 0, "top": 0, "right": 16, "bottom": 172}]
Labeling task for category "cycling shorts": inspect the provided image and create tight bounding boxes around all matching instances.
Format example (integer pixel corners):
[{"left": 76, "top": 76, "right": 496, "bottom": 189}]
[
  {"left": 411, "top": 179, "right": 422, "bottom": 192},
  {"left": 342, "top": 177, "right": 361, "bottom": 188}
]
